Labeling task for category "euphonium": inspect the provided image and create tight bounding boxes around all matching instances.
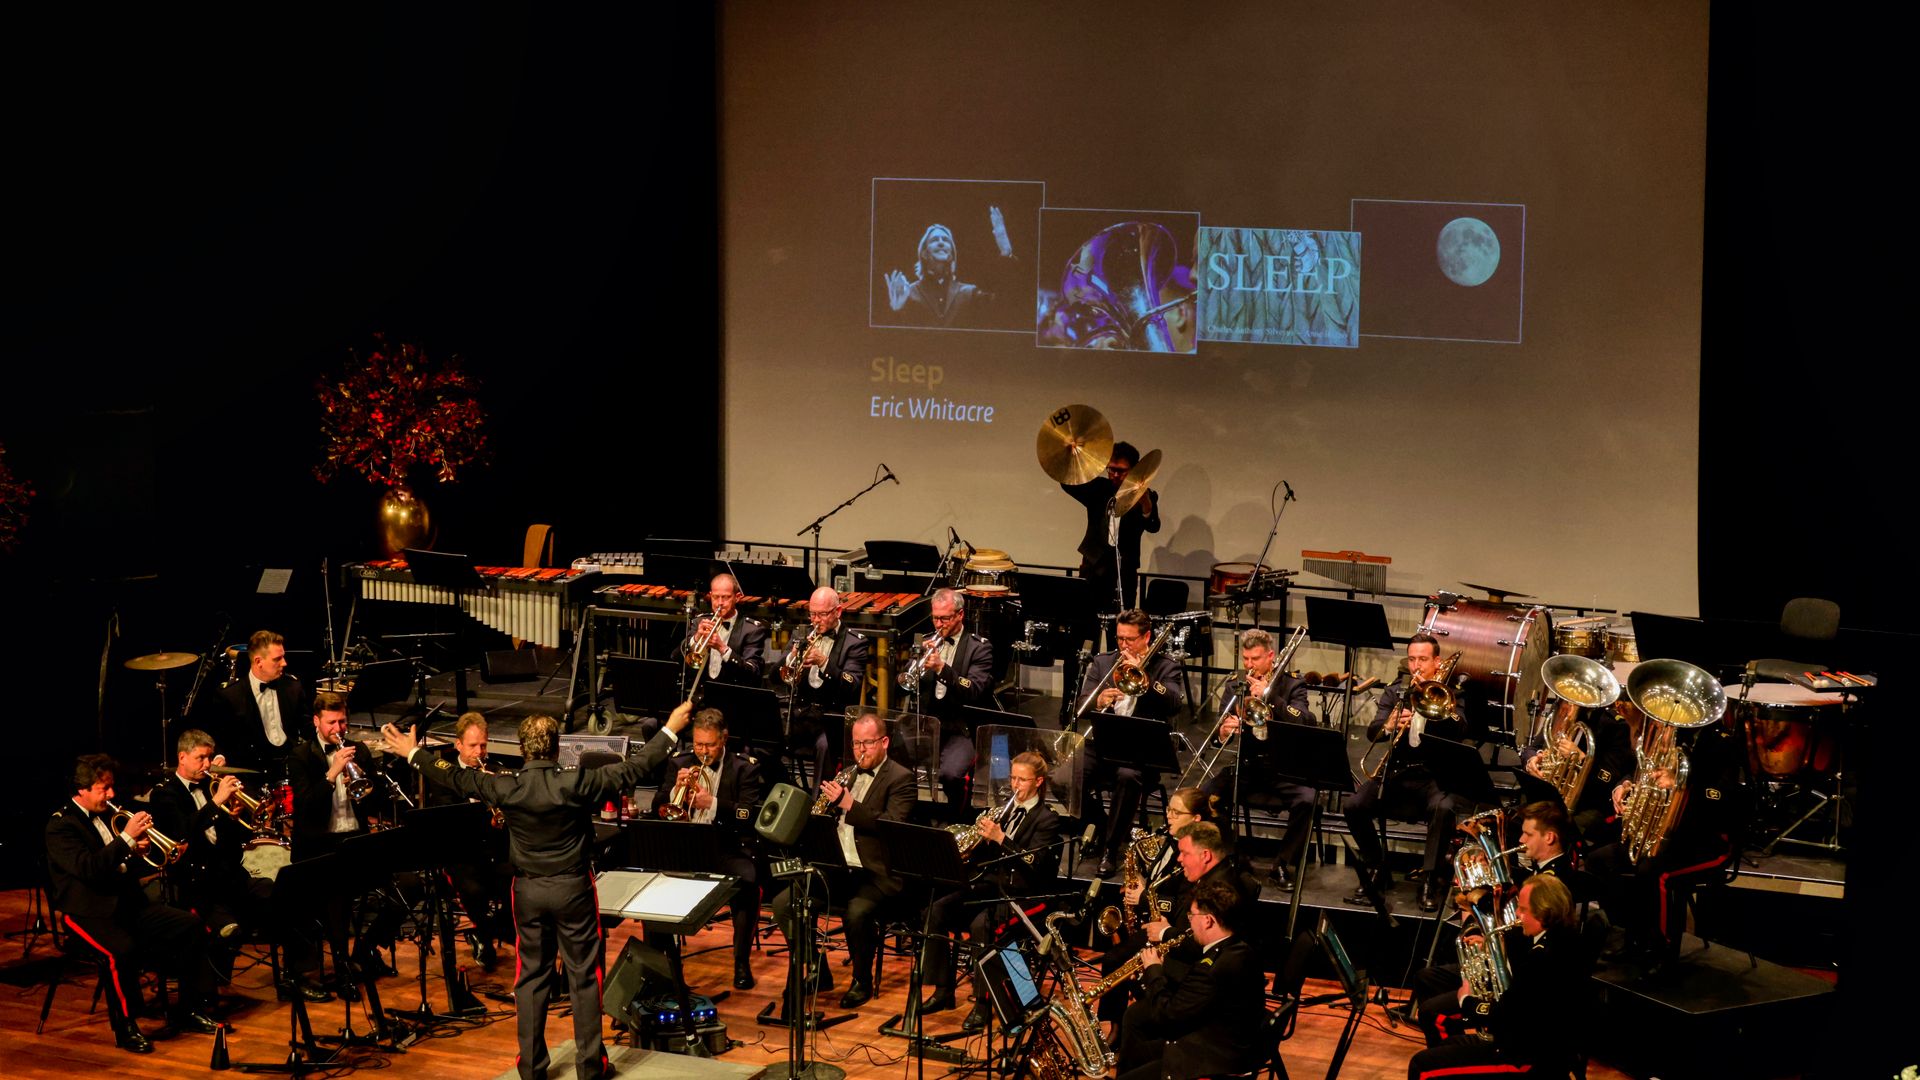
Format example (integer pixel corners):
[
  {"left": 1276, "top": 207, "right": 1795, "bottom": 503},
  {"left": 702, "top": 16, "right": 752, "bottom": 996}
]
[
  {"left": 1455, "top": 884, "right": 1521, "bottom": 1001},
  {"left": 811, "top": 764, "right": 859, "bottom": 815},
  {"left": 686, "top": 612, "right": 726, "bottom": 669},
  {"left": 1532, "top": 654, "right": 1620, "bottom": 809},
  {"left": 1619, "top": 659, "right": 1725, "bottom": 865},
  {"left": 106, "top": 800, "right": 187, "bottom": 871},
  {"left": 779, "top": 628, "right": 824, "bottom": 686},
  {"left": 896, "top": 632, "right": 944, "bottom": 690},
  {"left": 1037, "top": 910, "right": 1115, "bottom": 1077},
  {"left": 1085, "top": 927, "right": 1192, "bottom": 998}
]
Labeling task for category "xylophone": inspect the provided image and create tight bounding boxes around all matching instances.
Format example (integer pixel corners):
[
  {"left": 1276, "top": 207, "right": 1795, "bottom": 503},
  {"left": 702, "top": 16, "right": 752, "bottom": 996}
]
[{"left": 348, "top": 560, "right": 601, "bottom": 649}]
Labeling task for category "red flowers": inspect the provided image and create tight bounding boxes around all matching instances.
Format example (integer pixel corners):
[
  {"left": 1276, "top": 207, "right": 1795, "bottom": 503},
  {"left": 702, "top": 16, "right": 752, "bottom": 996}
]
[{"left": 314, "top": 335, "right": 489, "bottom": 489}]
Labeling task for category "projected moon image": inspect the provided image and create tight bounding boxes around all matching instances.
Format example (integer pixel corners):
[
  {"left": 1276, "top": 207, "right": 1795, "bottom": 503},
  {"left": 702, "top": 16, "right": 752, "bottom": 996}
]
[{"left": 1436, "top": 217, "right": 1500, "bottom": 286}]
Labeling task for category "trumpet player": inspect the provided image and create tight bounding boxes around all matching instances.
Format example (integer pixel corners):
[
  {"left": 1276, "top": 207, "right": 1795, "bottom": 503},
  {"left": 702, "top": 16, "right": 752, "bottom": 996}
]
[
  {"left": 908, "top": 588, "right": 996, "bottom": 817},
  {"left": 1405, "top": 875, "right": 1585, "bottom": 1080},
  {"left": 148, "top": 728, "right": 264, "bottom": 986},
  {"left": 1077, "top": 608, "right": 1186, "bottom": 877},
  {"left": 770, "top": 712, "right": 913, "bottom": 1009},
  {"left": 1343, "top": 634, "right": 1469, "bottom": 912},
  {"left": 418, "top": 712, "right": 515, "bottom": 971},
  {"left": 1204, "top": 629, "right": 1316, "bottom": 888},
  {"left": 647, "top": 707, "right": 767, "bottom": 989},
  {"left": 680, "top": 573, "right": 768, "bottom": 685},
  {"left": 918, "top": 752, "right": 1060, "bottom": 1032},
  {"left": 47, "top": 753, "right": 219, "bottom": 1053},
  {"left": 782, "top": 585, "right": 872, "bottom": 785}
]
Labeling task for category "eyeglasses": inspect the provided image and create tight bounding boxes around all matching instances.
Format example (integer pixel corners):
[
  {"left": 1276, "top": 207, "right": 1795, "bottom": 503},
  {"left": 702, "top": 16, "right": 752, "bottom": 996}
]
[{"left": 851, "top": 738, "right": 884, "bottom": 749}]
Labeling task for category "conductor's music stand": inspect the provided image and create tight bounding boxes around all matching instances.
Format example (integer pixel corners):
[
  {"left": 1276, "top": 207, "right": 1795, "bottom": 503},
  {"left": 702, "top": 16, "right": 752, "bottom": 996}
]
[{"left": 596, "top": 867, "right": 738, "bottom": 1057}]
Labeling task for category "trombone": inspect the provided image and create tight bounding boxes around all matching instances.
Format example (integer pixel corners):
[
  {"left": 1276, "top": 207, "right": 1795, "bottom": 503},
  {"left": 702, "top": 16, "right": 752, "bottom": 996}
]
[
  {"left": 1174, "top": 626, "right": 1306, "bottom": 790},
  {"left": 1361, "top": 651, "right": 1461, "bottom": 781},
  {"left": 105, "top": 799, "right": 187, "bottom": 871}
]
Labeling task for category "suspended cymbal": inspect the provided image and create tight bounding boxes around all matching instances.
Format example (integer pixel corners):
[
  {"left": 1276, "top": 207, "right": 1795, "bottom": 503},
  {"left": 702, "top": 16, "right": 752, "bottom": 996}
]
[
  {"left": 124, "top": 651, "right": 199, "bottom": 672},
  {"left": 1036, "top": 404, "right": 1113, "bottom": 485},
  {"left": 1112, "top": 449, "right": 1161, "bottom": 516},
  {"left": 1459, "top": 581, "right": 1534, "bottom": 601}
]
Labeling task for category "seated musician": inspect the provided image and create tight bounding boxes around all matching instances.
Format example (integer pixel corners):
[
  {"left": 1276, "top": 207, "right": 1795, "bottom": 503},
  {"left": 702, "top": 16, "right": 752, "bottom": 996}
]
[
  {"left": 418, "top": 712, "right": 515, "bottom": 971},
  {"left": 769, "top": 712, "right": 913, "bottom": 1009},
  {"left": 1076, "top": 608, "right": 1186, "bottom": 877},
  {"left": 1407, "top": 875, "right": 1587, "bottom": 1080},
  {"left": 1139, "top": 821, "right": 1262, "bottom": 976},
  {"left": 680, "top": 573, "right": 768, "bottom": 686},
  {"left": 286, "top": 690, "right": 401, "bottom": 997},
  {"left": 919, "top": 751, "right": 1061, "bottom": 1032},
  {"left": 646, "top": 706, "right": 768, "bottom": 990},
  {"left": 906, "top": 587, "right": 995, "bottom": 818},
  {"left": 47, "top": 754, "right": 220, "bottom": 1053},
  {"left": 146, "top": 729, "right": 269, "bottom": 988},
  {"left": 778, "top": 586, "right": 872, "bottom": 786},
  {"left": 1203, "top": 629, "right": 1316, "bottom": 888},
  {"left": 1588, "top": 724, "right": 1744, "bottom": 971},
  {"left": 1519, "top": 702, "right": 1634, "bottom": 848},
  {"left": 1115, "top": 878, "right": 1267, "bottom": 1080},
  {"left": 1095, "top": 787, "right": 1212, "bottom": 1030},
  {"left": 214, "top": 628, "right": 307, "bottom": 778},
  {"left": 1343, "top": 633, "right": 1469, "bottom": 912}
]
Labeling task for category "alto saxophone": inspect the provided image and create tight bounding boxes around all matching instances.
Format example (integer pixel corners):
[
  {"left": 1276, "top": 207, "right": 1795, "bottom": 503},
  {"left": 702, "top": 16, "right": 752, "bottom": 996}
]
[
  {"left": 1096, "top": 829, "right": 1171, "bottom": 937},
  {"left": 811, "top": 764, "right": 859, "bottom": 815},
  {"left": 1084, "top": 927, "right": 1192, "bottom": 998}
]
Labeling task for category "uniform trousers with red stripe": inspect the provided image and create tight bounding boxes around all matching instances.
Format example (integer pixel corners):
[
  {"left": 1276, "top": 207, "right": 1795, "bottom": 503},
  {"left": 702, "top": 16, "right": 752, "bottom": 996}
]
[
  {"left": 63, "top": 902, "right": 210, "bottom": 1023},
  {"left": 511, "top": 871, "right": 608, "bottom": 1080},
  {"left": 1407, "top": 1041, "right": 1546, "bottom": 1080}
]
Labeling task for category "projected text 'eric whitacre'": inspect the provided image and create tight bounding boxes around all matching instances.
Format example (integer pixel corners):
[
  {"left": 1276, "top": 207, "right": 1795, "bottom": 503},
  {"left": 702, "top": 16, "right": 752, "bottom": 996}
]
[{"left": 869, "top": 356, "right": 996, "bottom": 424}]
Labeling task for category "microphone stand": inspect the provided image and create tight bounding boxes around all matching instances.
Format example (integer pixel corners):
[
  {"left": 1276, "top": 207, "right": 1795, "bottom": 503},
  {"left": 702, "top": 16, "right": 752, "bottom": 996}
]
[
  {"left": 794, "top": 467, "right": 896, "bottom": 585},
  {"left": 1245, "top": 480, "right": 1295, "bottom": 634}
]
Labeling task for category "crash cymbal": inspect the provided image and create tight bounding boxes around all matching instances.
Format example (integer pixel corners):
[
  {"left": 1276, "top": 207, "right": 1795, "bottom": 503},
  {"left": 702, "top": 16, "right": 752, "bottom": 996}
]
[
  {"left": 1112, "top": 449, "right": 1162, "bottom": 516},
  {"left": 209, "top": 764, "right": 263, "bottom": 776},
  {"left": 1458, "top": 581, "right": 1534, "bottom": 601},
  {"left": 124, "top": 651, "right": 200, "bottom": 672},
  {"left": 1036, "top": 404, "right": 1113, "bottom": 485}
]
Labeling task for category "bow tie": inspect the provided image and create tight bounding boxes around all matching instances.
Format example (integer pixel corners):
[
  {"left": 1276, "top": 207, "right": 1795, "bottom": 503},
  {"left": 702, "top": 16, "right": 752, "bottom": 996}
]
[{"left": 855, "top": 767, "right": 877, "bottom": 778}]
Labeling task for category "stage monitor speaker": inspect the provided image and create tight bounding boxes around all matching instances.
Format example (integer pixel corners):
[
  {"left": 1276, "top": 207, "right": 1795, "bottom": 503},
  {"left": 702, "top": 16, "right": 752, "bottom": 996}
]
[
  {"left": 603, "top": 936, "right": 675, "bottom": 1030},
  {"left": 483, "top": 648, "right": 540, "bottom": 682},
  {"left": 755, "top": 782, "right": 811, "bottom": 846}
]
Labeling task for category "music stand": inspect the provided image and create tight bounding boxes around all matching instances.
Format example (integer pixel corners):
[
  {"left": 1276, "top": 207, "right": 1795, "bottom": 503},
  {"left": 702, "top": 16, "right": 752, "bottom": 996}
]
[
  {"left": 625, "top": 820, "right": 726, "bottom": 873},
  {"left": 865, "top": 540, "right": 943, "bottom": 573},
  {"left": 389, "top": 803, "right": 490, "bottom": 1025},
  {"left": 641, "top": 551, "right": 717, "bottom": 592},
  {"left": 346, "top": 658, "right": 417, "bottom": 725},
  {"left": 733, "top": 562, "right": 818, "bottom": 605},
  {"left": 1304, "top": 597, "right": 1395, "bottom": 735},
  {"left": 596, "top": 867, "right": 738, "bottom": 1057},
  {"left": 236, "top": 854, "right": 343, "bottom": 1075},
  {"left": 873, "top": 821, "right": 975, "bottom": 1065},
  {"left": 703, "top": 682, "right": 790, "bottom": 760},
  {"left": 1263, "top": 720, "right": 1358, "bottom": 941},
  {"left": 402, "top": 548, "right": 483, "bottom": 591},
  {"left": 606, "top": 655, "right": 684, "bottom": 718}
]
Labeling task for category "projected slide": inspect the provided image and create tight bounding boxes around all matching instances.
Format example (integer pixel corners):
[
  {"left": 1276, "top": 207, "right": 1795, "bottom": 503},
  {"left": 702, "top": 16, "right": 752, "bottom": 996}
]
[
  {"left": 1036, "top": 209, "right": 1199, "bottom": 354},
  {"left": 870, "top": 178, "right": 1043, "bottom": 333},
  {"left": 1196, "top": 227, "right": 1361, "bottom": 348},
  {"left": 1352, "top": 199, "right": 1526, "bottom": 343}
]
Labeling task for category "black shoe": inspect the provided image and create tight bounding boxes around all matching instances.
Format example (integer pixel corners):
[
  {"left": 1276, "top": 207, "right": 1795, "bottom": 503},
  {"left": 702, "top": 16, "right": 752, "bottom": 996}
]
[
  {"left": 839, "top": 982, "right": 872, "bottom": 1009},
  {"left": 921, "top": 988, "right": 958, "bottom": 1014},
  {"left": 276, "top": 978, "right": 331, "bottom": 1003},
  {"left": 734, "top": 960, "right": 756, "bottom": 990},
  {"left": 353, "top": 949, "right": 397, "bottom": 978},
  {"left": 1419, "top": 881, "right": 1442, "bottom": 913},
  {"left": 114, "top": 1023, "right": 155, "bottom": 1054},
  {"left": 1268, "top": 864, "right": 1291, "bottom": 889},
  {"left": 1097, "top": 854, "right": 1117, "bottom": 878},
  {"left": 962, "top": 1003, "right": 991, "bottom": 1033},
  {"left": 476, "top": 939, "right": 498, "bottom": 972},
  {"left": 171, "top": 1009, "right": 220, "bottom": 1035},
  {"left": 1342, "top": 885, "right": 1375, "bottom": 907}
]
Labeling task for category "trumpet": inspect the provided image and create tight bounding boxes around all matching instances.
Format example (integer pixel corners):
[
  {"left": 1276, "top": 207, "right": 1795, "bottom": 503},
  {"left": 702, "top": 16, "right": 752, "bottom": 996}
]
[
  {"left": 660, "top": 764, "right": 706, "bottom": 821},
  {"left": 896, "top": 632, "right": 945, "bottom": 689},
  {"left": 811, "top": 763, "right": 860, "bottom": 815},
  {"left": 779, "top": 628, "right": 825, "bottom": 686},
  {"left": 686, "top": 612, "right": 727, "bottom": 669},
  {"left": 105, "top": 800, "right": 187, "bottom": 871},
  {"left": 1363, "top": 651, "right": 1461, "bottom": 781}
]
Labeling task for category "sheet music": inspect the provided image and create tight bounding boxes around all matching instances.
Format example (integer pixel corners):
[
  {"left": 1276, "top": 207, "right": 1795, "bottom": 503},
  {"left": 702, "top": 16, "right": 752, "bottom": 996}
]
[
  {"left": 593, "top": 869, "right": 659, "bottom": 914},
  {"left": 593, "top": 869, "right": 727, "bottom": 921}
]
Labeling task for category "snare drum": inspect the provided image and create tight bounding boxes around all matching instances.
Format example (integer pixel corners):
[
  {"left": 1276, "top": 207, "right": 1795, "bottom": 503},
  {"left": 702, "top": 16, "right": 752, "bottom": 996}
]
[
  {"left": 241, "top": 837, "right": 291, "bottom": 882},
  {"left": 1730, "top": 683, "right": 1845, "bottom": 781},
  {"left": 1604, "top": 627, "right": 1639, "bottom": 663},
  {"left": 1551, "top": 624, "right": 1607, "bottom": 658}
]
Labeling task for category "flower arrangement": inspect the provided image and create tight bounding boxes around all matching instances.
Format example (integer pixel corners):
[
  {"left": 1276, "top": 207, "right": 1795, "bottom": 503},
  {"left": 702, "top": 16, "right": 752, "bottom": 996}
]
[
  {"left": 0, "top": 442, "right": 31, "bottom": 552},
  {"left": 314, "top": 336, "right": 488, "bottom": 488}
]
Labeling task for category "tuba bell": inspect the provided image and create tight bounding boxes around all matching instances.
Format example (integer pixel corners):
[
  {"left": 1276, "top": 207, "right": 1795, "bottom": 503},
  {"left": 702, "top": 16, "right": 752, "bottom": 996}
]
[
  {"left": 1618, "top": 659, "right": 1726, "bottom": 865},
  {"left": 1531, "top": 653, "right": 1621, "bottom": 809}
]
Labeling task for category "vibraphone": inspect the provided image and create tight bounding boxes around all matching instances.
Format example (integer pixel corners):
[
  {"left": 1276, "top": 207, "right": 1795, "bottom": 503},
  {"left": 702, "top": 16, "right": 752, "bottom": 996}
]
[{"left": 348, "top": 560, "right": 600, "bottom": 649}]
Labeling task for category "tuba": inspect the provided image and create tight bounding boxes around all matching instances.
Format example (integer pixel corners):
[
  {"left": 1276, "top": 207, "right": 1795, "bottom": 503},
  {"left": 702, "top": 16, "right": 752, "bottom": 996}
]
[
  {"left": 1618, "top": 659, "right": 1726, "bottom": 865},
  {"left": 1532, "top": 654, "right": 1620, "bottom": 809},
  {"left": 106, "top": 800, "right": 187, "bottom": 871}
]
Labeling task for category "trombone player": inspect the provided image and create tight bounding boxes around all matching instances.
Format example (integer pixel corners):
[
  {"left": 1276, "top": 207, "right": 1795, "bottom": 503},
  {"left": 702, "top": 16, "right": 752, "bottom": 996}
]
[
  {"left": 1203, "top": 630, "right": 1317, "bottom": 888},
  {"left": 1077, "top": 608, "right": 1186, "bottom": 877},
  {"left": 1343, "top": 633, "right": 1468, "bottom": 912}
]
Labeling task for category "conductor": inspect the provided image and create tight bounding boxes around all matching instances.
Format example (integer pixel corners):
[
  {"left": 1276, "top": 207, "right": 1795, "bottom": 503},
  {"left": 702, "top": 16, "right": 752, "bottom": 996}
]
[{"left": 381, "top": 702, "right": 694, "bottom": 1080}]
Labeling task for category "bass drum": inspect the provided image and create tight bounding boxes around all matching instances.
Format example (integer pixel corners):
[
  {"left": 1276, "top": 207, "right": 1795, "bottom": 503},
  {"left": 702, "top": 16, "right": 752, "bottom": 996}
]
[
  {"left": 241, "top": 837, "right": 291, "bottom": 883},
  {"left": 1419, "top": 599, "right": 1551, "bottom": 741}
]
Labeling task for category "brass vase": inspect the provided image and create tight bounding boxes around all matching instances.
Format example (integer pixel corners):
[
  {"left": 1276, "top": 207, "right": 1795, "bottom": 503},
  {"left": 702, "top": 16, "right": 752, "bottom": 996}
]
[{"left": 378, "top": 484, "right": 432, "bottom": 555}]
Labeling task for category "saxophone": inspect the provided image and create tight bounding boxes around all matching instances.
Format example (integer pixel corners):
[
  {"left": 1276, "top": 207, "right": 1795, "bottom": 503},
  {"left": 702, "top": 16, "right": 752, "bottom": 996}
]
[
  {"left": 1096, "top": 829, "right": 1170, "bottom": 937},
  {"left": 1084, "top": 927, "right": 1192, "bottom": 998},
  {"left": 811, "top": 764, "right": 859, "bottom": 815},
  {"left": 1033, "top": 910, "right": 1115, "bottom": 1078}
]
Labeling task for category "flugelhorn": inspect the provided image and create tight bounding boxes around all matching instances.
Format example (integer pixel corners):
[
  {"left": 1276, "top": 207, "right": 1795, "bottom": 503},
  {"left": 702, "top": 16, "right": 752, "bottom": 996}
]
[
  {"left": 779, "top": 628, "right": 825, "bottom": 686},
  {"left": 106, "top": 799, "right": 187, "bottom": 870},
  {"left": 660, "top": 765, "right": 705, "bottom": 821},
  {"left": 217, "top": 785, "right": 273, "bottom": 834}
]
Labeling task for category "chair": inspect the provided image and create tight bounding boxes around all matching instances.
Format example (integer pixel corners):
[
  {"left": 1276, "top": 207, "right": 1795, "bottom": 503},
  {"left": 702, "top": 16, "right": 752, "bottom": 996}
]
[
  {"left": 1141, "top": 577, "right": 1189, "bottom": 616},
  {"left": 522, "top": 524, "right": 555, "bottom": 569}
]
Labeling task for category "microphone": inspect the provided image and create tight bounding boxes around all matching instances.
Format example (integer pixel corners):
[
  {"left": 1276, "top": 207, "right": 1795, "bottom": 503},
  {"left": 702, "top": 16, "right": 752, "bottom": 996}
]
[
  {"left": 1282, "top": 480, "right": 1296, "bottom": 501},
  {"left": 881, "top": 463, "right": 899, "bottom": 485}
]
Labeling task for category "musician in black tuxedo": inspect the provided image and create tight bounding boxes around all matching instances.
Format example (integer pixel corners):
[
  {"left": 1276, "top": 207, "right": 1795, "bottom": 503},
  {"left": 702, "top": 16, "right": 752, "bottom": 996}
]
[
  {"left": 781, "top": 586, "right": 872, "bottom": 783},
  {"left": 1407, "top": 875, "right": 1588, "bottom": 1080},
  {"left": 1075, "top": 609, "right": 1186, "bottom": 876},
  {"left": 214, "top": 629, "right": 308, "bottom": 776},
  {"left": 1060, "top": 439, "right": 1161, "bottom": 614},
  {"left": 1204, "top": 629, "right": 1317, "bottom": 887},
  {"left": 919, "top": 751, "right": 1062, "bottom": 1031},
  {"left": 646, "top": 707, "right": 768, "bottom": 989},
  {"left": 1344, "top": 633, "right": 1470, "bottom": 911},
  {"left": 381, "top": 705, "right": 692, "bottom": 1080},
  {"left": 417, "top": 712, "right": 515, "bottom": 971},
  {"left": 906, "top": 588, "right": 996, "bottom": 817},
  {"left": 678, "top": 573, "right": 768, "bottom": 686},
  {"left": 146, "top": 729, "right": 270, "bottom": 987},
  {"left": 47, "top": 754, "right": 219, "bottom": 1053},
  {"left": 1117, "top": 877, "right": 1267, "bottom": 1080},
  {"left": 285, "top": 690, "right": 396, "bottom": 994},
  {"left": 769, "top": 712, "right": 915, "bottom": 1009},
  {"left": 1140, "top": 822, "right": 1262, "bottom": 974}
]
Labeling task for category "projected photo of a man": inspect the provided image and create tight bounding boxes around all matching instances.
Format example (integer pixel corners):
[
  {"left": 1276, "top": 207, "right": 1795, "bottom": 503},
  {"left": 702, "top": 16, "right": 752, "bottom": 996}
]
[{"left": 871, "top": 177, "right": 1042, "bottom": 333}]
